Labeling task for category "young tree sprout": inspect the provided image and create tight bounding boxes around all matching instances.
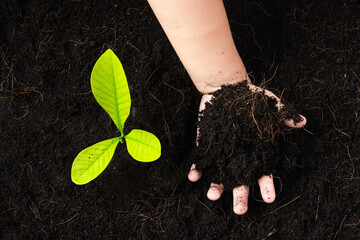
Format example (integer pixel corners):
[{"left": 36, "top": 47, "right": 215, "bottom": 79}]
[{"left": 71, "top": 49, "right": 161, "bottom": 185}]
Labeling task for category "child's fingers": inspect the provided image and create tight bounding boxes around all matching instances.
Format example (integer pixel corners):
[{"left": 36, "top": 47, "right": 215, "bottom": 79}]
[
  {"left": 258, "top": 174, "right": 276, "bottom": 203},
  {"left": 248, "top": 83, "right": 306, "bottom": 128},
  {"left": 233, "top": 185, "right": 249, "bottom": 215},
  {"left": 207, "top": 183, "right": 224, "bottom": 201},
  {"left": 188, "top": 164, "right": 202, "bottom": 182},
  {"left": 283, "top": 114, "right": 307, "bottom": 128}
]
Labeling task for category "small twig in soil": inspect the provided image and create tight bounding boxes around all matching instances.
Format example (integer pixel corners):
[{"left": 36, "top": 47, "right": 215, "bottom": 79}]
[
  {"left": 177, "top": 195, "right": 186, "bottom": 226},
  {"left": 346, "top": 145, "right": 355, "bottom": 179},
  {"left": 315, "top": 195, "right": 320, "bottom": 221},
  {"left": 251, "top": 187, "right": 263, "bottom": 202},
  {"left": 161, "top": 79, "right": 185, "bottom": 115},
  {"left": 195, "top": 195, "right": 212, "bottom": 213},
  {"left": 274, "top": 176, "right": 283, "bottom": 196},
  {"left": 1, "top": 207, "right": 18, "bottom": 215},
  {"left": 56, "top": 212, "right": 79, "bottom": 225},
  {"left": 314, "top": 176, "right": 335, "bottom": 185},
  {"left": 337, "top": 177, "right": 360, "bottom": 180},
  {"left": 154, "top": 199, "right": 168, "bottom": 219},
  {"left": 199, "top": 134, "right": 214, "bottom": 156},
  {"left": 265, "top": 64, "right": 279, "bottom": 84},
  {"left": 228, "top": 21, "right": 261, "bottom": 50},
  {"left": 300, "top": 127, "right": 313, "bottom": 135},
  {"left": 264, "top": 228, "right": 278, "bottom": 239},
  {"left": 69, "top": 36, "right": 89, "bottom": 46},
  {"left": 125, "top": 41, "right": 142, "bottom": 54},
  {"left": 9, "top": 101, "right": 29, "bottom": 120},
  {"left": 333, "top": 215, "right": 347, "bottom": 240},
  {"left": 146, "top": 66, "right": 173, "bottom": 146},
  {"left": 261, "top": 195, "right": 301, "bottom": 217},
  {"left": 344, "top": 219, "right": 360, "bottom": 228},
  {"left": 333, "top": 123, "right": 350, "bottom": 138}
]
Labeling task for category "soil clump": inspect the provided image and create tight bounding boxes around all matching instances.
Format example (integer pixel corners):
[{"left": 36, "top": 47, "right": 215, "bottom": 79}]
[{"left": 193, "top": 81, "right": 301, "bottom": 188}]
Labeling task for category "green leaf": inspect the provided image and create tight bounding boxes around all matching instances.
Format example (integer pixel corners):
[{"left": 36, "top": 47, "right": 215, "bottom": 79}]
[
  {"left": 124, "top": 129, "right": 161, "bottom": 162},
  {"left": 71, "top": 138, "right": 121, "bottom": 185},
  {"left": 91, "top": 49, "right": 131, "bottom": 136}
]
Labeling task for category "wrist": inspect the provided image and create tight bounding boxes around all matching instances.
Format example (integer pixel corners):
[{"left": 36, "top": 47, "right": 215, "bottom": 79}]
[{"left": 195, "top": 70, "right": 250, "bottom": 94}]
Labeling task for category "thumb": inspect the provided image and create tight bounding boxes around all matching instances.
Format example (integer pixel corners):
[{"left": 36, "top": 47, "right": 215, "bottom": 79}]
[
  {"left": 283, "top": 114, "right": 307, "bottom": 128},
  {"left": 248, "top": 83, "right": 306, "bottom": 128}
]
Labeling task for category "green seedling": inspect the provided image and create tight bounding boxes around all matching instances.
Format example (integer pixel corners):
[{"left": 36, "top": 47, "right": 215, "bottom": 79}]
[{"left": 71, "top": 49, "right": 161, "bottom": 185}]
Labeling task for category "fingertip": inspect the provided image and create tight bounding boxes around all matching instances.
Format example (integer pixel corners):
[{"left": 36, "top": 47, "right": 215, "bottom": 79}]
[
  {"left": 234, "top": 205, "right": 248, "bottom": 215},
  {"left": 207, "top": 183, "right": 224, "bottom": 201},
  {"left": 299, "top": 114, "right": 307, "bottom": 126},
  {"left": 188, "top": 164, "right": 202, "bottom": 182},
  {"left": 233, "top": 185, "right": 249, "bottom": 215},
  {"left": 188, "top": 169, "right": 201, "bottom": 182},
  {"left": 283, "top": 114, "right": 307, "bottom": 128},
  {"left": 264, "top": 194, "right": 276, "bottom": 203},
  {"left": 262, "top": 189, "right": 276, "bottom": 203},
  {"left": 258, "top": 175, "right": 276, "bottom": 203}
]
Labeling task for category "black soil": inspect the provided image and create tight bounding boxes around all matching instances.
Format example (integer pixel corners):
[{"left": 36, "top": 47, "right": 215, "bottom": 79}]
[
  {"left": 1, "top": 0, "right": 360, "bottom": 239},
  {"left": 193, "top": 81, "right": 300, "bottom": 188}
]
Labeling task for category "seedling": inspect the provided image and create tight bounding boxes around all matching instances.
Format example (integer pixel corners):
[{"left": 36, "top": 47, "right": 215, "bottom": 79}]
[{"left": 71, "top": 49, "right": 161, "bottom": 185}]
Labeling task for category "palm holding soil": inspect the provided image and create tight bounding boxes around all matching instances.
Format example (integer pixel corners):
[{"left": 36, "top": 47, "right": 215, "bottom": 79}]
[{"left": 188, "top": 82, "right": 306, "bottom": 215}]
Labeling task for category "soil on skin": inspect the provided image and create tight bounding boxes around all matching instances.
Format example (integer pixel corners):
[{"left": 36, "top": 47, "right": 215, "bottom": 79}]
[
  {"left": 1, "top": 0, "right": 360, "bottom": 239},
  {"left": 193, "top": 81, "right": 300, "bottom": 188}
]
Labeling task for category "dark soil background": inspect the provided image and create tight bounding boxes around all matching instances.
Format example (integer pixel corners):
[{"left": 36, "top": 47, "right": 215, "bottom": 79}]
[{"left": 1, "top": 0, "right": 359, "bottom": 239}]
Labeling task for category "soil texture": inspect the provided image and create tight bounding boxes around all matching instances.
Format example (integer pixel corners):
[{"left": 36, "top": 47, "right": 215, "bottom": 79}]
[{"left": 1, "top": 0, "right": 360, "bottom": 239}]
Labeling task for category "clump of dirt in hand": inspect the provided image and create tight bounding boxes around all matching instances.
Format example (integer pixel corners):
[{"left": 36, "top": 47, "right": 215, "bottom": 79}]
[{"left": 192, "top": 81, "right": 301, "bottom": 189}]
